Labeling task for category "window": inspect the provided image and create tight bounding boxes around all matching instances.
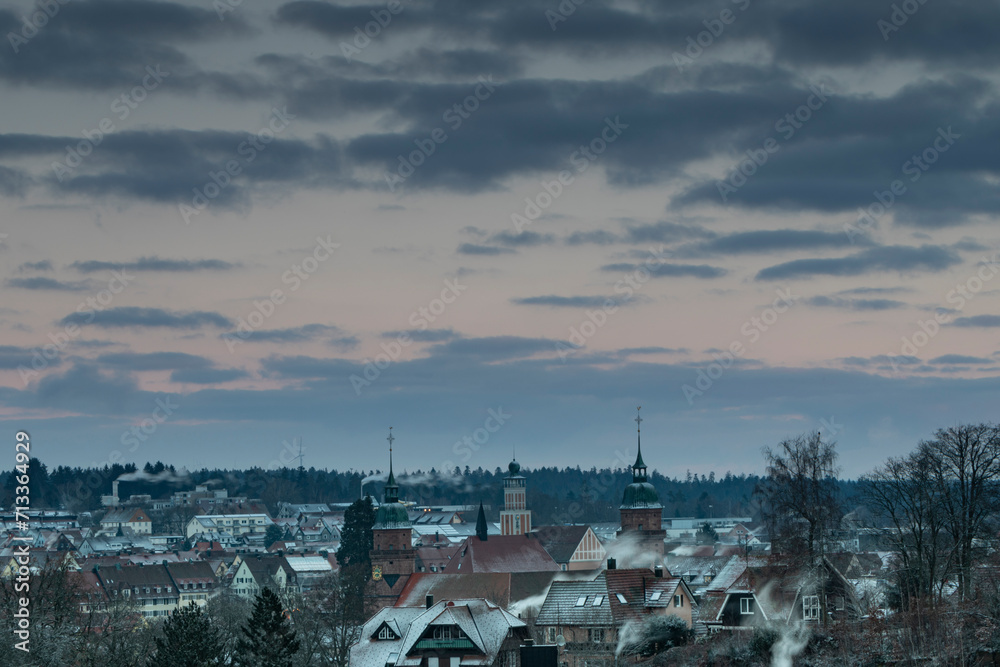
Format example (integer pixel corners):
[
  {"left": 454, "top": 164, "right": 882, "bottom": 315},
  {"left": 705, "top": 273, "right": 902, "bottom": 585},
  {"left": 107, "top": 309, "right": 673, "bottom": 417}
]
[
  {"left": 592, "top": 596, "right": 603, "bottom": 607},
  {"left": 428, "top": 659, "right": 439, "bottom": 667},
  {"left": 432, "top": 626, "right": 454, "bottom": 640},
  {"left": 575, "top": 596, "right": 587, "bottom": 607},
  {"left": 588, "top": 628, "right": 605, "bottom": 643},
  {"left": 740, "top": 597, "right": 754, "bottom": 615},
  {"left": 650, "top": 591, "right": 661, "bottom": 601},
  {"left": 547, "top": 627, "right": 557, "bottom": 644},
  {"left": 803, "top": 595, "right": 820, "bottom": 620},
  {"left": 674, "top": 594, "right": 683, "bottom": 607},
  {"left": 378, "top": 626, "right": 394, "bottom": 640},
  {"left": 450, "top": 658, "right": 460, "bottom": 667},
  {"left": 615, "top": 593, "right": 627, "bottom": 604}
]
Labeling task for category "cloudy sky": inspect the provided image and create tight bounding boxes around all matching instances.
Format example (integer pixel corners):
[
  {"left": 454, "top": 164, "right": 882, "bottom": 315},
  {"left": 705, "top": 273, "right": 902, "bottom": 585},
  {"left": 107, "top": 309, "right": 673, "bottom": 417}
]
[{"left": 2, "top": 0, "right": 999, "bottom": 479}]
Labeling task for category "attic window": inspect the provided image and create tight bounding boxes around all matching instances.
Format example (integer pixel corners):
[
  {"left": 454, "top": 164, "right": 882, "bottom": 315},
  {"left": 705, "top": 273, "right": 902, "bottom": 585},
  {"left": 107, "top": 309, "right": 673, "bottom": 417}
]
[
  {"left": 649, "top": 591, "right": 661, "bottom": 601},
  {"left": 575, "top": 596, "right": 587, "bottom": 607},
  {"left": 591, "top": 596, "right": 603, "bottom": 607},
  {"left": 378, "top": 626, "right": 395, "bottom": 640},
  {"left": 615, "top": 593, "right": 627, "bottom": 604}
]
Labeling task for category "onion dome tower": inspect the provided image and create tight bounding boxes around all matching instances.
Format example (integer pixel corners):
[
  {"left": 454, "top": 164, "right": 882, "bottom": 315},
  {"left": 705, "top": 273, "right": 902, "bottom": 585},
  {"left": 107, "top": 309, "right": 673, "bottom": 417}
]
[{"left": 617, "top": 407, "right": 666, "bottom": 563}]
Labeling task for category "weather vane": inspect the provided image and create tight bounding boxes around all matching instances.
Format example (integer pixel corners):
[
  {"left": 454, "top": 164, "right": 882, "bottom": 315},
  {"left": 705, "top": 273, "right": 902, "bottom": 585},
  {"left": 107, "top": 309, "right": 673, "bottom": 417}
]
[
  {"left": 387, "top": 426, "right": 394, "bottom": 450},
  {"left": 635, "top": 406, "right": 642, "bottom": 432}
]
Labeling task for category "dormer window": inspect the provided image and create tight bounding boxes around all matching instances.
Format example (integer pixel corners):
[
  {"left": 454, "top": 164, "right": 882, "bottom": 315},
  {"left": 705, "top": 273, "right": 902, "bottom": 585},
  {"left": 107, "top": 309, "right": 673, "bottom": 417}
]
[{"left": 378, "top": 626, "right": 394, "bottom": 640}]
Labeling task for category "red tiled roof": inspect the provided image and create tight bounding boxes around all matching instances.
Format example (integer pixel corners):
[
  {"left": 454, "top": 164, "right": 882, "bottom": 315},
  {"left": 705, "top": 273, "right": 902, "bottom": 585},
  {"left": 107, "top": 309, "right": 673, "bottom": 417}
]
[{"left": 441, "top": 535, "right": 559, "bottom": 574}]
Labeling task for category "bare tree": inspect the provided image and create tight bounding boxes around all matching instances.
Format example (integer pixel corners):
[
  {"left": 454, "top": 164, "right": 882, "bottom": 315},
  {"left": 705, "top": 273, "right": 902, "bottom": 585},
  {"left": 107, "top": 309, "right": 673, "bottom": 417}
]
[
  {"left": 759, "top": 431, "right": 841, "bottom": 567},
  {"left": 862, "top": 449, "right": 950, "bottom": 607},
  {"left": 922, "top": 424, "right": 1000, "bottom": 600}
]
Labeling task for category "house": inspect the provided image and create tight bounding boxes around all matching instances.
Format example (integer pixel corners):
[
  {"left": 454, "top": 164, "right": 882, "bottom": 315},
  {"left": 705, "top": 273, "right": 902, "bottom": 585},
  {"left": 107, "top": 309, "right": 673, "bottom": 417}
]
[
  {"left": 229, "top": 554, "right": 296, "bottom": 599},
  {"left": 95, "top": 563, "right": 180, "bottom": 619},
  {"left": 166, "top": 561, "right": 218, "bottom": 607},
  {"left": 535, "top": 525, "right": 606, "bottom": 571},
  {"left": 283, "top": 555, "right": 333, "bottom": 591},
  {"left": 415, "top": 543, "right": 463, "bottom": 573},
  {"left": 698, "top": 556, "right": 860, "bottom": 632},
  {"left": 351, "top": 598, "right": 529, "bottom": 667},
  {"left": 442, "top": 534, "right": 560, "bottom": 574},
  {"left": 535, "top": 564, "right": 697, "bottom": 667},
  {"left": 276, "top": 502, "right": 331, "bottom": 519},
  {"left": 99, "top": 507, "right": 152, "bottom": 536},
  {"left": 186, "top": 513, "right": 272, "bottom": 538}
]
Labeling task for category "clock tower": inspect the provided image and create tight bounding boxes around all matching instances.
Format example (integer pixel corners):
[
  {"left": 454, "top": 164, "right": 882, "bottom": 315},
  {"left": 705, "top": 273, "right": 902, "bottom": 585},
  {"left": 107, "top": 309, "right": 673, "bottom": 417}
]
[
  {"left": 369, "top": 428, "right": 415, "bottom": 606},
  {"left": 617, "top": 407, "right": 666, "bottom": 566},
  {"left": 500, "top": 457, "right": 531, "bottom": 536}
]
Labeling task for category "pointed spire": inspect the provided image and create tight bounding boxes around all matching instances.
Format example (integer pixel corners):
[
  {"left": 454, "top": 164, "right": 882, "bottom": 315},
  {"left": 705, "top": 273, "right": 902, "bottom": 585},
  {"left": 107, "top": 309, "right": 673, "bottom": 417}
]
[
  {"left": 633, "top": 406, "right": 647, "bottom": 482},
  {"left": 476, "top": 501, "right": 488, "bottom": 541},
  {"left": 384, "top": 427, "right": 399, "bottom": 504}
]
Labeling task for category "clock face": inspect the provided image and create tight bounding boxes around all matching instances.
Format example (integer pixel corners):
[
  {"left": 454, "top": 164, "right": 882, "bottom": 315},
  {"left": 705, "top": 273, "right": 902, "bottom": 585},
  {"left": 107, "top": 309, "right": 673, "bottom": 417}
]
[{"left": 372, "top": 565, "right": 383, "bottom": 581}]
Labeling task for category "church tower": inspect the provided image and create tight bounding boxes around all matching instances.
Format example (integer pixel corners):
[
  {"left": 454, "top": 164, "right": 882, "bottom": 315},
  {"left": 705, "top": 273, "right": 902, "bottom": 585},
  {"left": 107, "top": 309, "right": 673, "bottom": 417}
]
[
  {"left": 370, "top": 428, "right": 415, "bottom": 604},
  {"left": 617, "top": 407, "right": 666, "bottom": 564},
  {"left": 500, "top": 456, "right": 531, "bottom": 535}
]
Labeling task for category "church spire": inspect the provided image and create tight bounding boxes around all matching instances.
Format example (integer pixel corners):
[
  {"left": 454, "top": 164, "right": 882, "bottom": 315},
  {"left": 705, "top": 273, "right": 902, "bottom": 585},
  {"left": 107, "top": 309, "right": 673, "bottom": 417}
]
[
  {"left": 384, "top": 427, "right": 399, "bottom": 504},
  {"left": 633, "top": 407, "right": 647, "bottom": 482},
  {"left": 476, "top": 501, "right": 488, "bottom": 541}
]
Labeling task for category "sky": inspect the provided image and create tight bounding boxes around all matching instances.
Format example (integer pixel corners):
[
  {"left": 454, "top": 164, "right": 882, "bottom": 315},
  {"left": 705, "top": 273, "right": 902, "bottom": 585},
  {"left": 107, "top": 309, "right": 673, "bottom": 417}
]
[{"left": 1, "top": 0, "right": 999, "bottom": 480}]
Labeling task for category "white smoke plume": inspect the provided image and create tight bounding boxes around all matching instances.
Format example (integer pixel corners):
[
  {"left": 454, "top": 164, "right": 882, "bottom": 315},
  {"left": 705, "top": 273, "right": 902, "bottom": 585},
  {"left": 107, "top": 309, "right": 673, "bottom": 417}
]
[
  {"left": 117, "top": 468, "right": 190, "bottom": 484},
  {"left": 604, "top": 532, "right": 665, "bottom": 569},
  {"left": 770, "top": 624, "right": 810, "bottom": 667}
]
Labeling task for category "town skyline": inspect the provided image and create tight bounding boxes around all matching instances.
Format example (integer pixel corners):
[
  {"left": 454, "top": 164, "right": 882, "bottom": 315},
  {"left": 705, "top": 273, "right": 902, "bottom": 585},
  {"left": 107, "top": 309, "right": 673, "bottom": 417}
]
[{"left": 3, "top": 0, "right": 1000, "bottom": 476}]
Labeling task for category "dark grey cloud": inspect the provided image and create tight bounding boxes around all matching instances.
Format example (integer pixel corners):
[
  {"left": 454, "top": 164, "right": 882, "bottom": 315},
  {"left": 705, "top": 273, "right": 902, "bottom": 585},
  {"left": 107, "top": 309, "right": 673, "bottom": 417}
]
[
  {"left": 951, "top": 315, "right": 1000, "bottom": 327},
  {"left": 6, "top": 276, "right": 91, "bottom": 291},
  {"left": 928, "top": 354, "right": 994, "bottom": 365},
  {"left": 382, "top": 328, "right": 459, "bottom": 343},
  {"left": 624, "top": 220, "right": 714, "bottom": 244},
  {"left": 805, "top": 295, "right": 908, "bottom": 311},
  {"left": 0, "top": 346, "right": 57, "bottom": 370},
  {"left": 756, "top": 245, "right": 961, "bottom": 281},
  {"left": 456, "top": 243, "right": 516, "bottom": 256},
  {"left": 170, "top": 368, "right": 249, "bottom": 384},
  {"left": 602, "top": 262, "right": 726, "bottom": 279},
  {"left": 565, "top": 230, "right": 620, "bottom": 246},
  {"left": 71, "top": 257, "right": 238, "bottom": 273},
  {"left": 96, "top": 351, "right": 212, "bottom": 371},
  {"left": 491, "top": 231, "right": 556, "bottom": 247},
  {"left": 0, "top": 128, "right": 344, "bottom": 206},
  {"left": 17, "top": 260, "right": 53, "bottom": 272},
  {"left": 695, "top": 230, "right": 866, "bottom": 255},
  {"left": 60, "top": 307, "right": 233, "bottom": 329},
  {"left": 0, "top": 1, "right": 250, "bottom": 90},
  {"left": 219, "top": 323, "right": 356, "bottom": 347},
  {"left": 427, "top": 336, "right": 560, "bottom": 361},
  {"left": 512, "top": 295, "right": 628, "bottom": 308}
]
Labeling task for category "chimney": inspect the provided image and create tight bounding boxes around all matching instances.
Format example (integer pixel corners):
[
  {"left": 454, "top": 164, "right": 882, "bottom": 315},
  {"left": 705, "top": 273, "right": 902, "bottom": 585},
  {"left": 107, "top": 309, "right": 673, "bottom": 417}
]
[
  {"left": 654, "top": 566, "right": 663, "bottom": 578},
  {"left": 426, "top": 594, "right": 434, "bottom": 609},
  {"left": 607, "top": 557, "right": 616, "bottom": 570},
  {"left": 112, "top": 480, "right": 120, "bottom": 504}
]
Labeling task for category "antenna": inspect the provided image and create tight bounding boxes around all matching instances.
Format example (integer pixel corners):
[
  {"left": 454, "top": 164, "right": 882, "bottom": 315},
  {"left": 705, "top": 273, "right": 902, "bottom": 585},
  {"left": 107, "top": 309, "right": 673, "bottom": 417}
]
[{"left": 296, "top": 438, "right": 305, "bottom": 473}]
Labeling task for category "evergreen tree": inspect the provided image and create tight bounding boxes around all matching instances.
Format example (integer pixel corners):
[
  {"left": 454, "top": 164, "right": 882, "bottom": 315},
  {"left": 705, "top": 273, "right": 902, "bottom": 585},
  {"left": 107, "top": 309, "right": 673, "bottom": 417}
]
[
  {"left": 336, "top": 496, "right": 374, "bottom": 571},
  {"left": 234, "top": 587, "right": 300, "bottom": 667},
  {"left": 149, "top": 603, "right": 224, "bottom": 667}
]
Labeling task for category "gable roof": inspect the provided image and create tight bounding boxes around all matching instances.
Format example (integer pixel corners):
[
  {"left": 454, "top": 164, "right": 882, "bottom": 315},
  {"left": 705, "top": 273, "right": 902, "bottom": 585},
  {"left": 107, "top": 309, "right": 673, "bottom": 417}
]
[
  {"left": 535, "top": 576, "right": 613, "bottom": 627},
  {"left": 442, "top": 535, "right": 559, "bottom": 574},
  {"left": 534, "top": 525, "right": 597, "bottom": 564},
  {"left": 351, "top": 599, "right": 526, "bottom": 667}
]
